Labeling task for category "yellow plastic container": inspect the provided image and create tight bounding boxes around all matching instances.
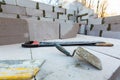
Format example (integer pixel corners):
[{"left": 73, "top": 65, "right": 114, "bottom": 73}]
[{"left": 0, "top": 67, "right": 40, "bottom": 80}]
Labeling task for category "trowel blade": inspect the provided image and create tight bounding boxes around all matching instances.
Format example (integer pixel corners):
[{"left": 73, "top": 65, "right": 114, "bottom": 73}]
[{"left": 75, "top": 47, "right": 102, "bottom": 70}]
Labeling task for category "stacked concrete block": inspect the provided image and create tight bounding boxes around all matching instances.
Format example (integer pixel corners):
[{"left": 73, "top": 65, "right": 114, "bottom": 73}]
[
  {"left": 40, "top": 17, "right": 53, "bottom": 22},
  {"left": 39, "top": 3, "right": 53, "bottom": 12},
  {"left": 102, "top": 31, "right": 120, "bottom": 39},
  {"left": 58, "top": 14, "right": 68, "bottom": 20},
  {"left": 26, "top": 8, "right": 43, "bottom": 17},
  {"left": 27, "top": 19, "right": 59, "bottom": 41},
  {"left": 110, "top": 24, "right": 120, "bottom": 31},
  {"left": 0, "top": 18, "right": 29, "bottom": 45},
  {"left": 0, "top": 13, "right": 17, "bottom": 18},
  {"left": 66, "top": 9, "right": 75, "bottom": 15},
  {"left": 91, "top": 24, "right": 108, "bottom": 31},
  {"left": 87, "top": 31, "right": 100, "bottom": 37},
  {"left": 88, "top": 18, "right": 102, "bottom": 24},
  {"left": 68, "top": 15, "right": 76, "bottom": 21},
  {"left": 103, "top": 15, "right": 120, "bottom": 24},
  {"left": 16, "top": 0, "right": 36, "bottom": 9},
  {"left": 19, "top": 15, "right": 38, "bottom": 20},
  {"left": 60, "top": 22, "right": 80, "bottom": 39},
  {"left": 2, "top": 0, "right": 16, "bottom": 5},
  {"left": 44, "top": 11, "right": 57, "bottom": 19},
  {"left": 54, "top": 7, "right": 66, "bottom": 14},
  {"left": 1, "top": 4, "right": 26, "bottom": 15},
  {"left": 55, "top": 19, "right": 65, "bottom": 23},
  {"left": 66, "top": 20, "right": 74, "bottom": 23}
]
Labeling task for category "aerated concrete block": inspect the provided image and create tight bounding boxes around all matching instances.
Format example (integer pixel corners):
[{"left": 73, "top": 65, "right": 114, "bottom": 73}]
[
  {"left": 0, "top": 18, "right": 29, "bottom": 45},
  {"left": 87, "top": 31, "right": 100, "bottom": 36},
  {"left": 88, "top": 18, "right": 102, "bottom": 24},
  {"left": 92, "top": 24, "right": 108, "bottom": 31},
  {"left": 103, "top": 15, "right": 120, "bottom": 24},
  {"left": 55, "top": 19, "right": 65, "bottom": 23},
  {"left": 59, "top": 14, "right": 68, "bottom": 20},
  {"left": 40, "top": 17, "right": 53, "bottom": 21},
  {"left": 1, "top": 4, "right": 26, "bottom": 15},
  {"left": 110, "top": 24, "right": 120, "bottom": 31},
  {"left": 0, "top": 18, "right": 29, "bottom": 36},
  {"left": 0, "top": 13, "right": 17, "bottom": 18},
  {"left": 16, "top": 0, "right": 36, "bottom": 9},
  {"left": 60, "top": 22, "right": 80, "bottom": 39},
  {"left": 27, "top": 19, "right": 59, "bottom": 41},
  {"left": 66, "top": 9, "right": 75, "bottom": 15},
  {"left": 3, "top": 0, "right": 16, "bottom": 5},
  {"left": 39, "top": 3, "right": 53, "bottom": 12},
  {"left": 54, "top": 7, "right": 66, "bottom": 14},
  {"left": 45, "top": 11, "right": 57, "bottom": 18},
  {"left": 102, "top": 31, "right": 120, "bottom": 39},
  {"left": 26, "top": 8, "right": 43, "bottom": 17}
]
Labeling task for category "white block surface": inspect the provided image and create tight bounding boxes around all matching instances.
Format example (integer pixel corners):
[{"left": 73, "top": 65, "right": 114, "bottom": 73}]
[
  {"left": 39, "top": 3, "right": 53, "bottom": 12},
  {"left": 0, "top": 13, "right": 17, "bottom": 18},
  {"left": 26, "top": 8, "right": 43, "bottom": 17},
  {"left": 59, "top": 14, "right": 68, "bottom": 20},
  {"left": 54, "top": 7, "right": 66, "bottom": 14},
  {"left": 27, "top": 20, "right": 59, "bottom": 41},
  {"left": 1, "top": 5, "right": 26, "bottom": 15},
  {"left": 60, "top": 22, "right": 79, "bottom": 39},
  {"left": 45, "top": 11, "right": 57, "bottom": 18},
  {"left": 55, "top": 19, "right": 65, "bottom": 23},
  {"left": 88, "top": 18, "right": 102, "bottom": 24},
  {"left": 102, "top": 31, "right": 120, "bottom": 39},
  {"left": 4, "top": 0, "right": 16, "bottom": 5},
  {"left": 40, "top": 17, "right": 53, "bottom": 21},
  {"left": 0, "top": 44, "right": 31, "bottom": 60},
  {"left": 16, "top": 0, "right": 36, "bottom": 9}
]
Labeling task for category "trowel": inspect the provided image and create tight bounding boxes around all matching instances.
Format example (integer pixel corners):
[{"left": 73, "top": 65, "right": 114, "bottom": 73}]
[{"left": 55, "top": 43, "right": 102, "bottom": 70}]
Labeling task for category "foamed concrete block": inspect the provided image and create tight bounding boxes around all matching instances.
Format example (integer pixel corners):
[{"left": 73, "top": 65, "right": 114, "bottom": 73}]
[
  {"left": 111, "top": 24, "right": 120, "bottom": 31},
  {"left": 78, "top": 20, "right": 88, "bottom": 24},
  {"left": 60, "top": 22, "right": 80, "bottom": 39},
  {"left": 102, "top": 31, "right": 120, "bottom": 39},
  {"left": 68, "top": 15, "right": 76, "bottom": 21},
  {"left": 59, "top": 14, "right": 68, "bottom": 20},
  {"left": 0, "top": 18, "right": 29, "bottom": 45},
  {"left": 39, "top": 3, "right": 53, "bottom": 12},
  {"left": 40, "top": 17, "right": 53, "bottom": 21},
  {"left": 88, "top": 18, "right": 102, "bottom": 24},
  {"left": 87, "top": 31, "right": 100, "bottom": 36},
  {"left": 0, "top": 18, "right": 29, "bottom": 36},
  {"left": 0, "top": 13, "right": 17, "bottom": 18},
  {"left": 103, "top": 15, "right": 120, "bottom": 24},
  {"left": 0, "top": 45, "right": 31, "bottom": 60},
  {"left": 55, "top": 19, "right": 65, "bottom": 23},
  {"left": 1, "top": 4, "right": 26, "bottom": 15},
  {"left": 66, "top": 9, "right": 75, "bottom": 15},
  {"left": 20, "top": 15, "right": 38, "bottom": 20},
  {"left": 16, "top": 0, "right": 36, "bottom": 9},
  {"left": 27, "top": 19, "right": 59, "bottom": 41},
  {"left": 0, "top": 35, "right": 28, "bottom": 45},
  {"left": 109, "top": 66, "right": 120, "bottom": 80},
  {"left": 92, "top": 24, "right": 108, "bottom": 31},
  {"left": 45, "top": 11, "right": 57, "bottom": 18},
  {"left": 4, "top": 0, "right": 16, "bottom": 5},
  {"left": 66, "top": 20, "right": 74, "bottom": 23},
  {"left": 54, "top": 7, "right": 66, "bottom": 14},
  {"left": 26, "top": 8, "right": 43, "bottom": 17},
  {"left": 79, "top": 24, "right": 86, "bottom": 34}
]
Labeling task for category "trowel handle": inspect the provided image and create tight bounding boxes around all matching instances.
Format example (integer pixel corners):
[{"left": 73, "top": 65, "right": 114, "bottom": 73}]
[
  {"left": 54, "top": 43, "right": 72, "bottom": 57},
  {"left": 95, "top": 42, "right": 113, "bottom": 46}
]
